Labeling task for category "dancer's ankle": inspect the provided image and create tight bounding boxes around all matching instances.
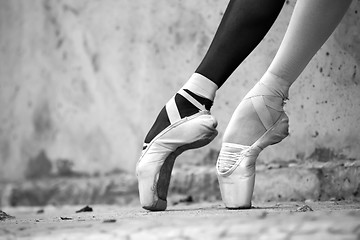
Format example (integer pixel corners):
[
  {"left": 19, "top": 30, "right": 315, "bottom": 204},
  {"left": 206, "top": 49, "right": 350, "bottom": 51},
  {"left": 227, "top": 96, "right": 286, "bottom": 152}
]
[
  {"left": 260, "top": 71, "right": 291, "bottom": 100},
  {"left": 183, "top": 73, "right": 218, "bottom": 101},
  {"left": 144, "top": 73, "right": 218, "bottom": 144}
]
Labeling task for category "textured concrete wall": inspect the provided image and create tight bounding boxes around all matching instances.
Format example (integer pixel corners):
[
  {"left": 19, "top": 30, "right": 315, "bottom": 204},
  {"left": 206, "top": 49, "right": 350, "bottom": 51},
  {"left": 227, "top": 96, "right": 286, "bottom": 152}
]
[
  {"left": 0, "top": 0, "right": 226, "bottom": 181},
  {"left": 0, "top": 0, "right": 359, "bottom": 193}
]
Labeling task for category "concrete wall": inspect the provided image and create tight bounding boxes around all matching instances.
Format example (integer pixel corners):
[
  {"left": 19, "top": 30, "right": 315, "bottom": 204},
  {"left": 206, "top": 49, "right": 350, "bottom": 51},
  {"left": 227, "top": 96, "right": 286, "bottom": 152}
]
[
  {"left": 0, "top": 0, "right": 227, "bottom": 180},
  {"left": 0, "top": 0, "right": 359, "bottom": 203}
]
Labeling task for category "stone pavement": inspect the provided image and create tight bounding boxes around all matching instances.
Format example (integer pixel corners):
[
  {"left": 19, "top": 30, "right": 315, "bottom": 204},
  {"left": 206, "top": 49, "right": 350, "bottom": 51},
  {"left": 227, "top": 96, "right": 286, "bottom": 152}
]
[{"left": 1, "top": 201, "right": 359, "bottom": 240}]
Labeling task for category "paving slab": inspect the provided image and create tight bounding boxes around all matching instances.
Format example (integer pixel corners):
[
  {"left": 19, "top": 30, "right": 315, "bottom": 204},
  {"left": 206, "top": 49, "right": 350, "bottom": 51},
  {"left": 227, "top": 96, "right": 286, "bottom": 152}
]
[{"left": 1, "top": 201, "right": 359, "bottom": 240}]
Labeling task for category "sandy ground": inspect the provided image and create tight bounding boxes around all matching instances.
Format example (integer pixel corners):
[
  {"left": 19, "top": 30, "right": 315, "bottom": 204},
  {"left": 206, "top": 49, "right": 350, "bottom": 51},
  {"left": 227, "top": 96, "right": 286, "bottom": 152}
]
[{"left": 1, "top": 201, "right": 359, "bottom": 240}]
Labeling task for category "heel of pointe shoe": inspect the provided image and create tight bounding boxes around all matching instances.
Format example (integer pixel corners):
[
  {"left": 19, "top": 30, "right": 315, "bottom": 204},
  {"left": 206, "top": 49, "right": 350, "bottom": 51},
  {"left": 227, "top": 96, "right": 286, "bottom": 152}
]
[
  {"left": 271, "top": 113, "right": 289, "bottom": 142},
  {"left": 256, "top": 112, "right": 289, "bottom": 149}
]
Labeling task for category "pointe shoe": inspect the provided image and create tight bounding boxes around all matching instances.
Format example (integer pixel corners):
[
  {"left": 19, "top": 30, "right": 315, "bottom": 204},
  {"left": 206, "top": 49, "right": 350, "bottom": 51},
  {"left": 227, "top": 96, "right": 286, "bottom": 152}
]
[
  {"left": 136, "top": 89, "right": 218, "bottom": 211},
  {"left": 216, "top": 82, "right": 289, "bottom": 209}
]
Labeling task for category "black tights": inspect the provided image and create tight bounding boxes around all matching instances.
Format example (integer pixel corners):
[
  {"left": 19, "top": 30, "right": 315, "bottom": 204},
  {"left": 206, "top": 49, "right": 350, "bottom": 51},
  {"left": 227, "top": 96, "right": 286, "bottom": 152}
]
[{"left": 196, "top": 0, "right": 285, "bottom": 88}]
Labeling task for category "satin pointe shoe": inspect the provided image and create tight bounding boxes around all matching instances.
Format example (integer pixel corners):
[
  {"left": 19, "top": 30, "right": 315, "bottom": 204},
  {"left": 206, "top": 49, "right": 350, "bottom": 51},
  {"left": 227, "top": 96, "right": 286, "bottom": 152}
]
[
  {"left": 216, "top": 82, "right": 289, "bottom": 209},
  {"left": 136, "top": 89, "right": 218, "bottom": 211}
]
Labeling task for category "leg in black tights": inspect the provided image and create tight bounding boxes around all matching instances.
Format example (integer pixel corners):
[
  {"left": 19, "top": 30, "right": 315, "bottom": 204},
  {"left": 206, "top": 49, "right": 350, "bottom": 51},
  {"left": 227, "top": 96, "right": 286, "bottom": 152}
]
[
  {"left": 144, "top": 0, "right": 286, "bottom": 145},
  {"left": 197, "top": 0, "right": 285, "bottom": 88}
]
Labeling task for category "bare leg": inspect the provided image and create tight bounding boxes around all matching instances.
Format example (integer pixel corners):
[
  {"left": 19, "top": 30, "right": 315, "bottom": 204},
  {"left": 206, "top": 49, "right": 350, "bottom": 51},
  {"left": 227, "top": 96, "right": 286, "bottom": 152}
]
[
  {"left": 218, "top": 0, "right": 353, "bottom": 209},
  {"left": 223, "top": 0, "right": 353, "bottom": 146}
]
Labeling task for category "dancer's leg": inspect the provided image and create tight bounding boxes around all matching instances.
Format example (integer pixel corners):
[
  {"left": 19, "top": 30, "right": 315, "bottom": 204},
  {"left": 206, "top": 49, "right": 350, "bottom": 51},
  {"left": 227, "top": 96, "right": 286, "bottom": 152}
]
[
  {"left": 137, "top": 0, "right": 285, "bottom": 211},
  {"left": 218, "top": 0, "right": 353, "bottom": 209},
  {"left": 224, "top": 0, "right": 353, "bottom": 145},
  {"left": 196, "top": 0, "right": 285, "bottom": 88}
]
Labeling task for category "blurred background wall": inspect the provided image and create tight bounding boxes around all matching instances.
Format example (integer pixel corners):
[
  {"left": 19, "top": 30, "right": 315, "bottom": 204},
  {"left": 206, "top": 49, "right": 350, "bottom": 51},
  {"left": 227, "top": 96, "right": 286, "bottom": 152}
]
[{"left": 0, "top": 0, "right": 359, "bottom": 206}]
